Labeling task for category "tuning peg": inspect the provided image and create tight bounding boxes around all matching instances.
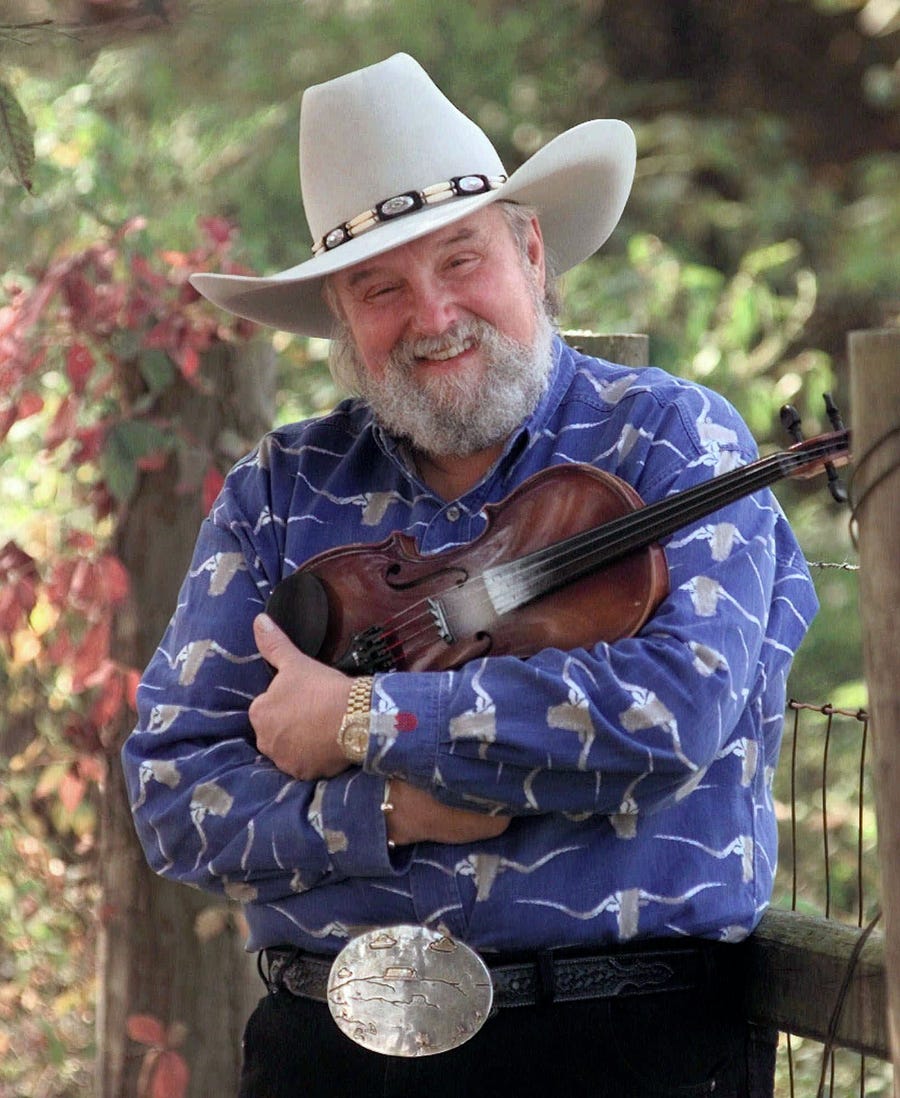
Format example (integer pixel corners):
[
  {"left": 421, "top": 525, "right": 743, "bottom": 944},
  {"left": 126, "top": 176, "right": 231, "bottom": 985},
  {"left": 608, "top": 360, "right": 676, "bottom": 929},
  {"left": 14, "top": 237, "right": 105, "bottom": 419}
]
[
  {"left": 821, "top": 393, "right": 848, "bottom": 503},
  {"left": 779, "top": 399, "right": 848, "bottom": 505},
  {"left": 780, "top": 404, "right": 805, "bottom": 444}
]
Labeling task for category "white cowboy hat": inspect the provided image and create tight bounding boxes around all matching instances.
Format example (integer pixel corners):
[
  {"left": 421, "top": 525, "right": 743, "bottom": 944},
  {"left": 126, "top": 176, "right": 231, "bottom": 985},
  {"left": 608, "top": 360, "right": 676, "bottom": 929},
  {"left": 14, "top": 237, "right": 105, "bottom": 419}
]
[{"left": 190, "top": 53, "right": 636, "bottom": 339}]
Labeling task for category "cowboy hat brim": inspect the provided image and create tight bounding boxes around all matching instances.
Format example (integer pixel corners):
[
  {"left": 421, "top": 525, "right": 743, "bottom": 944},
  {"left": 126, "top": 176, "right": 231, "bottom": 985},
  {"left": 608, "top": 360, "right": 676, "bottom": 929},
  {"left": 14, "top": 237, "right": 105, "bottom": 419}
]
[{"left": 190, "top": 119, "right": 635, "bottom": 340}]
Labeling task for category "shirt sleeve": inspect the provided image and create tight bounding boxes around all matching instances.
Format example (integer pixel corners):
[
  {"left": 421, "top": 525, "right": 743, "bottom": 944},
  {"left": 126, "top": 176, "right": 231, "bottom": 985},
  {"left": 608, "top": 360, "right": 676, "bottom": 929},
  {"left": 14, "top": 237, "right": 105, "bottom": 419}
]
[
  {"left": 364, "top": 391, "right": 818, "bottom": 819},
  {"left": 121, "top": 453, "right": 398, "bottom": 902}
]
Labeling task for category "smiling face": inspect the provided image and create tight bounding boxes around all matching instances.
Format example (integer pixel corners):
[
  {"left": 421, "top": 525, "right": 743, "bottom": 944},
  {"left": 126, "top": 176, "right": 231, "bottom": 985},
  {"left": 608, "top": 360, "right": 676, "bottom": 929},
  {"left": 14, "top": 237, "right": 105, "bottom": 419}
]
[{"left": 327, "top": 204, "right": 555, "bottom": 461}]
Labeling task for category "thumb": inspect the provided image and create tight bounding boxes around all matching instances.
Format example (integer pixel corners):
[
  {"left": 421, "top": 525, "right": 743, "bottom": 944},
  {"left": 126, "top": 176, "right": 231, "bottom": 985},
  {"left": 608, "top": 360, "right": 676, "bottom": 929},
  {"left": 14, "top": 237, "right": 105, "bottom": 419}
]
[{"left": 253, "top": 612, "right": 296, "bottom": 668}]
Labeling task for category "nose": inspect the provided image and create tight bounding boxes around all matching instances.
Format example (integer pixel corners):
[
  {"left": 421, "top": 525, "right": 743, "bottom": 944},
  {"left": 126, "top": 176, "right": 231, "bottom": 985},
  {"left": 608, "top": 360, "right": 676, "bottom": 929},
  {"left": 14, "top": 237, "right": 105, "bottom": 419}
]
[{"left": 406, "top": 276, "right": 461, "bottom": 339}]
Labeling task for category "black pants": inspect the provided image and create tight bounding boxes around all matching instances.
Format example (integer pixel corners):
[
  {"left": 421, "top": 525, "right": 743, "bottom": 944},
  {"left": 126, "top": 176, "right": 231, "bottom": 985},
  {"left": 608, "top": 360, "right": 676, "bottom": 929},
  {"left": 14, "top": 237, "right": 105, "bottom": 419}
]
[{"left": 238, "top": 981, "right": 777, "bottom": 1097}]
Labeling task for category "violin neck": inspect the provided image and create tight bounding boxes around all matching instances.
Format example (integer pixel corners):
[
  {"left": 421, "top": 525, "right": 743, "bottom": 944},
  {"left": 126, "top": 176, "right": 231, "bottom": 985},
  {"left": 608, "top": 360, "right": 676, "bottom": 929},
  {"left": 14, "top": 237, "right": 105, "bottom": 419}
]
[{"left": 483, "top": 430, "right": 849, "bottom": 615}]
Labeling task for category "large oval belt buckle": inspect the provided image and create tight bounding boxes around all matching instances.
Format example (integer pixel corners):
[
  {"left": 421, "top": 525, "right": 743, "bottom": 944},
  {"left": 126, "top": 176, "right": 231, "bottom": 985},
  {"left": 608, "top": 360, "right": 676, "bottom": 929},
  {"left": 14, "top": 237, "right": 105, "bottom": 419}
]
[{"left": 326, "top": 924, "right": 493, "bottom": 1057}]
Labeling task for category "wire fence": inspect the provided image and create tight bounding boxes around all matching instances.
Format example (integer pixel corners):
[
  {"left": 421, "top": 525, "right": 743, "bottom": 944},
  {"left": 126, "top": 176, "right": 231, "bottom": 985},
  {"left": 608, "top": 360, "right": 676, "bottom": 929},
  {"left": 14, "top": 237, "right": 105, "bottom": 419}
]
[{"left": 775, "top": 698, "right": 891, "bottom": 1097}]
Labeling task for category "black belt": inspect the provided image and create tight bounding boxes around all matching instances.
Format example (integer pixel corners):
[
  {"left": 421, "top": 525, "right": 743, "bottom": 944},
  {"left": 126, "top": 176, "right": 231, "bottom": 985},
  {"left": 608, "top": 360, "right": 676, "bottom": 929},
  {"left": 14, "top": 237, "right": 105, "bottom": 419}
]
[{"left": 264, "top": 940, "right": 722, "bottom": 1009}]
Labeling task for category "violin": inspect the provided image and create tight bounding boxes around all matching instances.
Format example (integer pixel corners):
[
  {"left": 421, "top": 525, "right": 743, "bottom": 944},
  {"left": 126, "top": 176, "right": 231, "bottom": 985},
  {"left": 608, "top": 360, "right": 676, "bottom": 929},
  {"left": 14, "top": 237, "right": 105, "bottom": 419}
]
[{"left": 266, "top": 423, "right": 850, "bottom": 676}]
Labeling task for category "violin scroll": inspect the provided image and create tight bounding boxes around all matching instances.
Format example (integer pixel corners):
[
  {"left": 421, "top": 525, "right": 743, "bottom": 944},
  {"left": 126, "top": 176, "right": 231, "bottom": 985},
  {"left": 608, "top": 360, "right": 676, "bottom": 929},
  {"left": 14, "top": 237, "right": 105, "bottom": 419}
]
[{"left": 780, "top": 395, "right": 849, "bottom": 504}]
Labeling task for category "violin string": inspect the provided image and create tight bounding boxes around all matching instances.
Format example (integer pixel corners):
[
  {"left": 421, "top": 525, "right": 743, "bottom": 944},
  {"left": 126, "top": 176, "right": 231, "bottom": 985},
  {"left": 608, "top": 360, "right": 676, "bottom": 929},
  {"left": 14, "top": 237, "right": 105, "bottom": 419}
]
[
  {"left": 367, "top": 436, "right": 844, "bottom": 665},
  {"left": 360, "top": 435, "right": 846, "bottom": 667},
  {"left": 444, "top": 438, "right": 835, "bottom": 656},
  {"left": 485, "top": 437, "right": 845, "bottom": 604}
]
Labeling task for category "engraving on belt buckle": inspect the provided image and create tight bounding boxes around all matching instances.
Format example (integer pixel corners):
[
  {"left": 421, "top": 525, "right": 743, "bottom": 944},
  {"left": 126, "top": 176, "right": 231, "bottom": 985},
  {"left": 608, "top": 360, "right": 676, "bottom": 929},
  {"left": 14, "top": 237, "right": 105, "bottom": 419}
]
[{"left": 326, "top": 924, "right": 493, "bottom": 1057}]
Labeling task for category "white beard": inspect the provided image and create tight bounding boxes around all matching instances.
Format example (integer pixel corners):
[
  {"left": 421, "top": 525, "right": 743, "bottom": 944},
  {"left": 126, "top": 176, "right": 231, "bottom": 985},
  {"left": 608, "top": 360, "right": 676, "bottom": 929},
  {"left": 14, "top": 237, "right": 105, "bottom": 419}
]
[{"left": 336, "top": 308, "right": 556, "bottom": 458}]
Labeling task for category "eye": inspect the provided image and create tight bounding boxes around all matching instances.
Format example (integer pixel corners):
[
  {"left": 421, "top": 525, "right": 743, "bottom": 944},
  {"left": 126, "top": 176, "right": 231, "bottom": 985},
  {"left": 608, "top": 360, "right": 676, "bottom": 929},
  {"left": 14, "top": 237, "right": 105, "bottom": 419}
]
[
  {"left": 363, "top": 282, "right": 402, "bottom": 303},
  {"left": 446, "top": 252, "right": 480, "bottom": 273}
]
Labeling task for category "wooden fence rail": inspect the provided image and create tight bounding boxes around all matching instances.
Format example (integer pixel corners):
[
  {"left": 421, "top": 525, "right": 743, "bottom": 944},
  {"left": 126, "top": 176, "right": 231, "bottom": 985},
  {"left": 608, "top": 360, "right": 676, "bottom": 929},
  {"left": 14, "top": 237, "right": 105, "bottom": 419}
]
[{"left": 746, "top": 908, "right": 888, "bottom": 1060}]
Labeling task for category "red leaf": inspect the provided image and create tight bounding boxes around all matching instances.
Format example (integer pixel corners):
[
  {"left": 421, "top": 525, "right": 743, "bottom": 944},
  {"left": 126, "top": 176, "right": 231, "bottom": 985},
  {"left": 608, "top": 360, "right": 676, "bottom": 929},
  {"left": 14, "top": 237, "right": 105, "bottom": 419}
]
[
  {"left": 178, "top": 281, "right": 201, "bottom": 305},
  {"left": 89, "top": 667, "right": 126, "bottom": 727},
  {"left": 62, "top": 270, "right": 96, "bottom": 321},
  {"left": 73, "top": 424, "right": 106, "bottom": 464},
  {"left": 127, "top": 1014, "right": 167, "bottom": 1047},
  {"left": 131, "top": 252, "right": 167, "bottom": 290},
  {"left": 0, "top": 540, "right": 38, "bottom": 584},
  {"left": 66, "top": 343, "right": 95, "bottom": 395},
  {"left": 89, "top": 482, "right": 117, "bottom": 522},
  {"left": 82, "top": 655, "right": 116, "bottom": 691},
  {"left": 77, "top": 754, "right": 106, "bottom": 783},
  {"left": 45, "top": 393, "right": 80, "bottom": 450},
  {"left": 125, "top": 289, "right": 155, "bottom": 328},
  {"left": 0, "top": 404, "right": 16, "bottom": 442},
  {"left": 68, "top": 557, "right": 96, "bottom": 606},
  {"left": 0, "top": 541, "right": 39, "bottom": 633},
  {"left": 202, "top": 466, "right": 224, "bottom": 512},
  {"left": 45, "top": 625, "right": 74, "bottom": 666},
  {"left": 115, "top": 215, "right": 148, "bottom": 240},
  {"left": 150, "top": 1050, "right": 190, "bottom": 1098},
  {"left": 19, "top": 390, "right": 44, "bottom": 416},
  {"left": 145, "top": 318, "right": 176, "bottom": 349},
  {"left": 15, "top": 276, "right": 60, "bottom": 336},
  {"left": 98, "top": 554, "right": 130, "bottom": 604},
  {"left": 72, "top": 620, "right": 111, "bottom": 692},
  {"left": 58, "top": 767, "right": 87, "bottom": 814},
  {"left": 178, "top": 346, "right": 200, "bottom": 381},
  {"left": 46, "top": 559, "right": 76, "bottom": 606},
  {"left": 12, "top": 391, "right": 45, "bottom": 424},
  {"left": 137, "top": 450, "right": 169, "bottom": 472},
  {"left": 63, "top": 717, "right": 103, "bottom": 754},
  {"left": 199, "top": 215, "right": 234, "bottom": 246},
  {"left": 65, "top": 530, "right": 96, "bottom": 553}
]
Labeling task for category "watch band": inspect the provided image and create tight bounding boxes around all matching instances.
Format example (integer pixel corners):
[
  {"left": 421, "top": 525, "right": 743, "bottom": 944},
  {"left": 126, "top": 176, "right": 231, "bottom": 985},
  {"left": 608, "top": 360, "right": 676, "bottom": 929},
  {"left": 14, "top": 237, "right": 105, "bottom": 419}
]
[{"left": 337, "top": 676, "right": 374, "bottom": 764}]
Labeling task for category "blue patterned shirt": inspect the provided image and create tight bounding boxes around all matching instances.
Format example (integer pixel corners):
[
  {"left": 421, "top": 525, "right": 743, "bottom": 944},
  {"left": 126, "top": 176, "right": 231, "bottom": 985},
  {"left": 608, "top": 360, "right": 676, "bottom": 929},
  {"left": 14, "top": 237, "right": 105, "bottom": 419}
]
[{"left": 123, "top": 337, "right": 818, "bottom": 955}]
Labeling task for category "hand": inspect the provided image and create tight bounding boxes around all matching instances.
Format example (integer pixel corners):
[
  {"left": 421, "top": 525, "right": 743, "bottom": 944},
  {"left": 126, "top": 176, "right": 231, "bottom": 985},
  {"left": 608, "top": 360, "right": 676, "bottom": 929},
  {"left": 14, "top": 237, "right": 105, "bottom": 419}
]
[
  {"left": 386, "top": 779, "right": 510, "bottom": 846},
  {"left": 249, "top": 613, "right": 352, "bottom": 781}
]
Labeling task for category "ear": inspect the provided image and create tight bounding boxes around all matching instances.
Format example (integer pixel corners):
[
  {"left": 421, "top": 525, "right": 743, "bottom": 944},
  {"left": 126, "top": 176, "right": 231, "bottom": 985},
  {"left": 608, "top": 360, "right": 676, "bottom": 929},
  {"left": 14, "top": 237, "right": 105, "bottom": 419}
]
[{"left": 524, "top": 215, "right": 546, "bottom": 298}]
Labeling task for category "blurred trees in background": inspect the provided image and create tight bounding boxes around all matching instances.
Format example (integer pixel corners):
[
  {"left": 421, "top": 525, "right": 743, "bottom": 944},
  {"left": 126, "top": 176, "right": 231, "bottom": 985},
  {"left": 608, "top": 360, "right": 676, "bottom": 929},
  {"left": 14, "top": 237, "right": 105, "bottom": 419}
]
[{"left": 1, "top": 0, "right": 897, "bottom": 1094}]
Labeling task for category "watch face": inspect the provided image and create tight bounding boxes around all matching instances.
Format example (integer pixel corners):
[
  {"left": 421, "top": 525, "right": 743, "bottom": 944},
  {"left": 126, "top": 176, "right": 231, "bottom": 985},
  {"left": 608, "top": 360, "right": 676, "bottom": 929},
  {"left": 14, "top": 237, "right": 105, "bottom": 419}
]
[{"left": 341, "top": 715, "right": 369, "bottom": 762}]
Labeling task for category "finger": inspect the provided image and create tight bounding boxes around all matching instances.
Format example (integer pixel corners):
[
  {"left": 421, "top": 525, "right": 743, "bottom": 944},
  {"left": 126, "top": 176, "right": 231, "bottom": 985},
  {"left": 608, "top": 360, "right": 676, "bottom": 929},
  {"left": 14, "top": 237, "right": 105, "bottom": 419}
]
[{"left": 253, "top": 612, "right": 296, "bottom": 669}]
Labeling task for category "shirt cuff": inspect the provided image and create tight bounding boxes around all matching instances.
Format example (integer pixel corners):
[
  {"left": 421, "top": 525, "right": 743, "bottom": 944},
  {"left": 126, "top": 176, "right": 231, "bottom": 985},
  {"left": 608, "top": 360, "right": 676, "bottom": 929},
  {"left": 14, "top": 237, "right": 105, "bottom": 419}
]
[
  {"left": 318, "top": 769, "right": 401, "bottom": 878},
  {"left": 368, "top": 670, "right": 444, "bottom": 787}
]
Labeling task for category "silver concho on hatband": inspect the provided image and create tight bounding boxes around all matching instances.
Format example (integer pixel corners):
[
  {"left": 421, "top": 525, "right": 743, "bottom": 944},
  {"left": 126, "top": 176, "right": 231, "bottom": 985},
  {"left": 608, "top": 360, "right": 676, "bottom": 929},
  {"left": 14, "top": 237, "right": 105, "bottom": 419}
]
[
  {"left": 313, "top": 174, "right": 507, "bottom": 255},
  {"left": 326, "top": 925, "right": 493, "bottom": 1057}
]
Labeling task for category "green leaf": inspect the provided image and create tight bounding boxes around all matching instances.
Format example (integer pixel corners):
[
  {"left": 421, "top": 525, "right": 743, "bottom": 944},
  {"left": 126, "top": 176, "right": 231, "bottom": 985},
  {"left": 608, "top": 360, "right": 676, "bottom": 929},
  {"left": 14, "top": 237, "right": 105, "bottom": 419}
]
[
  {"left": 139, "top": 349, "right": 177, "bottom": 395},
  {"left": 0, "top": 80, "right": 35, "bottom": 194},
  {"left": 100, "top": 420, "right": 172, "bottom": 502},
  {"left": 100, "top": 441, "right": 138, "bottom": 503},
  {"left": 113, "top": 419, "right": 172, "bottom": 458}
]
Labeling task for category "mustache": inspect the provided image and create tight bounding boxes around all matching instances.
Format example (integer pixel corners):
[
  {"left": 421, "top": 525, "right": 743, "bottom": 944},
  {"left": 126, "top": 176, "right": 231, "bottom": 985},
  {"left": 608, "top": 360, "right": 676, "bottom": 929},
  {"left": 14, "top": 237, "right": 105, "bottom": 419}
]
[{"left": 388, "top": 319, "right": 491, "bottom": 373}]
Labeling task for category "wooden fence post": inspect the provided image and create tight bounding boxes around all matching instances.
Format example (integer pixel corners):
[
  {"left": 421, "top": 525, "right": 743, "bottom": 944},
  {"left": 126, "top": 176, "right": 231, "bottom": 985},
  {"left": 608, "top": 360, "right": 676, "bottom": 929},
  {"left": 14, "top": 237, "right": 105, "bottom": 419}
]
[
  {"left": 563, "top": 330, "right": 650, "bottom": 368},
  {"left": 850, "top": 327, "right": 900, "bottom": 1091}
]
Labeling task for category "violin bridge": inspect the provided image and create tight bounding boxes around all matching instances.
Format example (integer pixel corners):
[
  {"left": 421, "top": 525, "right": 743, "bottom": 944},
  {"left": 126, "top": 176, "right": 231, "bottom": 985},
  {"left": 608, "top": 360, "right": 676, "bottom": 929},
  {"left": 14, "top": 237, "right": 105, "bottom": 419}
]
[{"left": 427, "top": 597, "right": 455, "bottom": 646}]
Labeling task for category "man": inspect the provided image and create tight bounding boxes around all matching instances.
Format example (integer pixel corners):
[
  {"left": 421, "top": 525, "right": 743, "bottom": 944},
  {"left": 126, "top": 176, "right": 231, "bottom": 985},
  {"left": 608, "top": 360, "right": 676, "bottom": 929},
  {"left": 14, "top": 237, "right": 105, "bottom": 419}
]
[{"left": 123, "top": 54, "right": 818, "bottom": 1097}]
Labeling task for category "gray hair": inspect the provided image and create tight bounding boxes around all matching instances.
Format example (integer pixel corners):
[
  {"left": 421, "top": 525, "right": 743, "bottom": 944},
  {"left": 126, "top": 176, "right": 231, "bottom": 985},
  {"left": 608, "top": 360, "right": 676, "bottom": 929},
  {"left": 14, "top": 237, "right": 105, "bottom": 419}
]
[{"left": 496, "top": 202, "right": 560, "bottom": 316}]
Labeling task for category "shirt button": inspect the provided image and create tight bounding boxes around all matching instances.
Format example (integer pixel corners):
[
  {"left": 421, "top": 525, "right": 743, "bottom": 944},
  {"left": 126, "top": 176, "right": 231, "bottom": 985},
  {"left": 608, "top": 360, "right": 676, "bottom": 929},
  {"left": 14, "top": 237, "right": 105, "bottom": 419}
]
[{"left": 445, "top": 506, "right": 461, "bottom": 522}]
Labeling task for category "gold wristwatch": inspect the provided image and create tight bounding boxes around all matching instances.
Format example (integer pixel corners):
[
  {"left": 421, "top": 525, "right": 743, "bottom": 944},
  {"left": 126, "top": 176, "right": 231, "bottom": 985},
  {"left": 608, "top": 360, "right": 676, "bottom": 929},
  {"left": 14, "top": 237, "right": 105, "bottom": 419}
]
[{"left": 337, "top": 676, "right": 374, "bottom": 764}]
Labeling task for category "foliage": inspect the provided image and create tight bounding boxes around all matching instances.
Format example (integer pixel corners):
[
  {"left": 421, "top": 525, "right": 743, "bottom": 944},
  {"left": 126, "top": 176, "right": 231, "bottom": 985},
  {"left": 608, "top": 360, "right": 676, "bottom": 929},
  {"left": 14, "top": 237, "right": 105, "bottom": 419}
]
[
  {"left": 127, "top": 1016, "right": 189, "bottom": 1098},
  {"left": 1, "top": 214, "right": 254, "bottom": 748},
  {"left": 0, "top": 219, "right": 257, "bottom": 1096},
  {"left": 0, "top": 754, "right": 97, "bottom": 1096},
  {"left": 561, "top": 232, "right": 835, "bottom": 435},
  {"left": 0, "top": 73, "right": 34, "bottom": 191}
]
